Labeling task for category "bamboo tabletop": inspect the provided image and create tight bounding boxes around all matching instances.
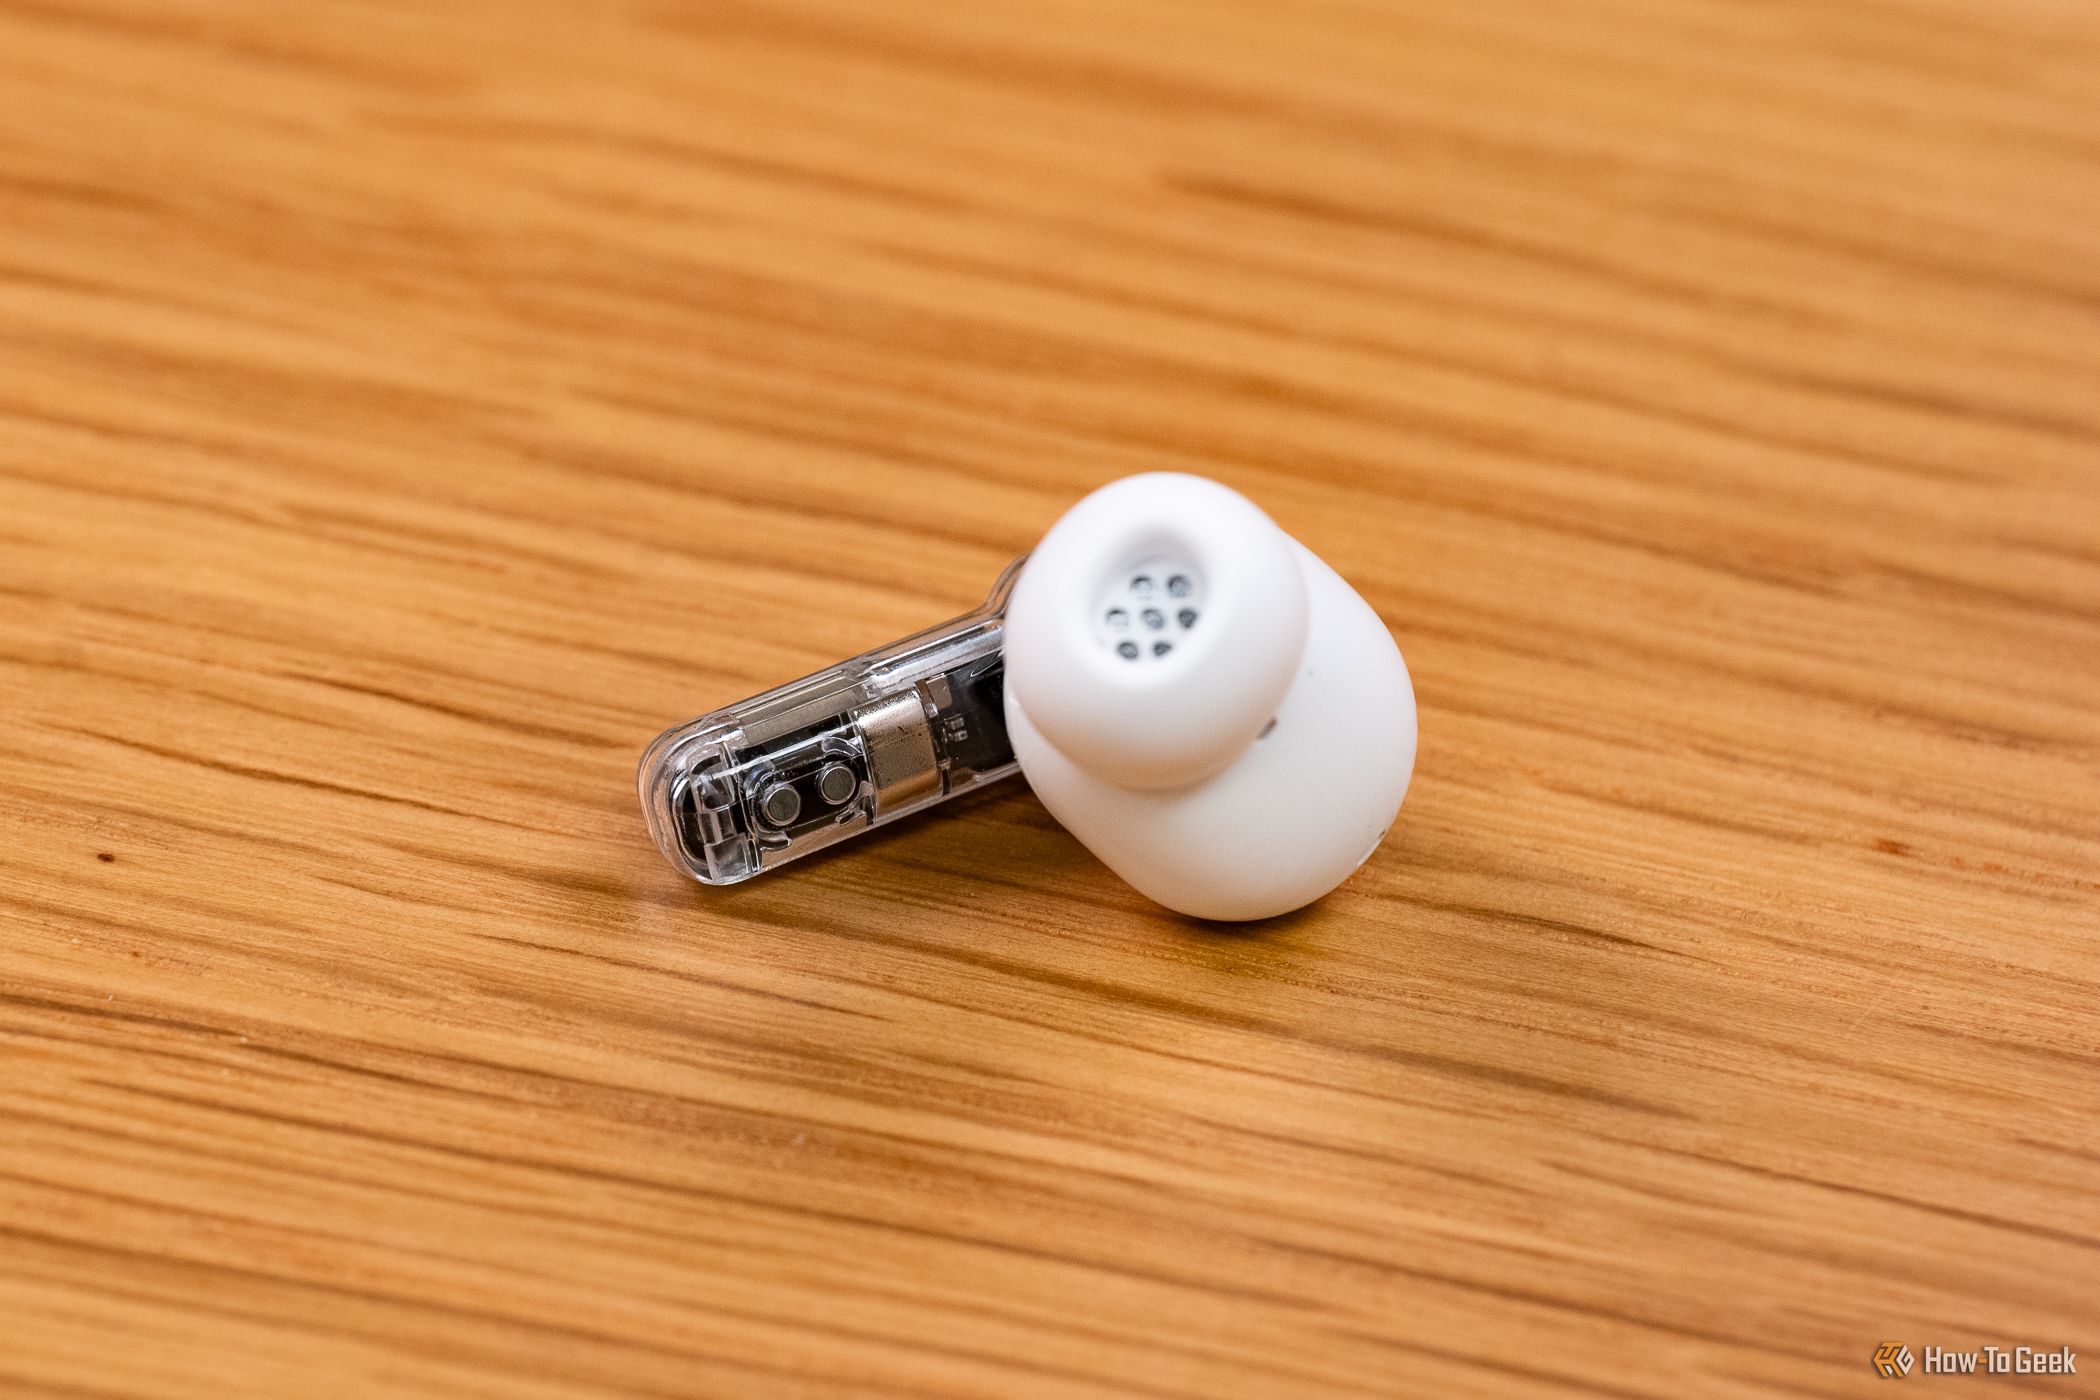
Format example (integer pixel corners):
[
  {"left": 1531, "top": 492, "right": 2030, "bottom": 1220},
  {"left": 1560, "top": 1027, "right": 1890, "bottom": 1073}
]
[{"left": 2, "top": 1, "right": 2096, "bottom": 1396}]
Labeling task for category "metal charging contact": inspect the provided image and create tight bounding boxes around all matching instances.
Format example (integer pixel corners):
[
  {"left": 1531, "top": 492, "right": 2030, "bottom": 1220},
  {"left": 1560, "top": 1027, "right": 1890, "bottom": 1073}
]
[
  {"left": 753, "top": 762, "right": 858, "bottom": 830},
  {"left": 756, "top": 782, "right": 803, "bottom": 827},
  {"left": 852, "top": 690, "right": 941, "bottom": 818},
  {"left": 816, "top": 763, "right": 858, "bottom": 805}
]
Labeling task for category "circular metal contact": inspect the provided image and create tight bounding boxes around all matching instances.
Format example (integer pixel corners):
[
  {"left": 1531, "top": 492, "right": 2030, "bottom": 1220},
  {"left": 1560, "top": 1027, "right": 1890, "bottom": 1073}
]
[
  {"left": 757, "top": 783, "right": 802, "bottom": 827},
  {"left": 816, "top": 763, "right": 857, "bottom": 805}
]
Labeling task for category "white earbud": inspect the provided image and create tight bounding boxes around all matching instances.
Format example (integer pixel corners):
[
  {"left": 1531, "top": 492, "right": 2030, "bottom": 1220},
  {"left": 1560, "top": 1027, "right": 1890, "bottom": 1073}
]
[
  {"left": 1002, "top": 474, "right": 1415, "bottom": 919},
  {"left": 639, "top": 473, "right": 1416, "bottom": 921}
]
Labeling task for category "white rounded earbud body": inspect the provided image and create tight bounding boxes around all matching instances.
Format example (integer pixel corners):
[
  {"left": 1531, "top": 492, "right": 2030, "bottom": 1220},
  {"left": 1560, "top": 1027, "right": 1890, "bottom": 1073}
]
[
  {"left": 1002, "top": 474, "right": 1416, "bottom": 921},
  {"left": 639, "top": 472, "right": 1414, "bottom": 921}
]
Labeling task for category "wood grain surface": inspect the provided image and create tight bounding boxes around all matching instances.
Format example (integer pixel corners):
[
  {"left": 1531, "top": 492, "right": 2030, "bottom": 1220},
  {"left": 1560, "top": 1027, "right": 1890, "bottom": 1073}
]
[{"left": 3, "top": 0, "right": 2097, "bottom": 1396}]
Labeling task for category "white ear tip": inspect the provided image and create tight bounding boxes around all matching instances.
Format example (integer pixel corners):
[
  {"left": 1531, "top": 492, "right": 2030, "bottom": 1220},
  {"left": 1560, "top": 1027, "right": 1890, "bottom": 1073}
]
[
  {"left": 1003, "top": 474, "right": 1307, "bottom": 791},
  {"left": 1004, "top": 477, "right": 1416, "bottom": 921}
]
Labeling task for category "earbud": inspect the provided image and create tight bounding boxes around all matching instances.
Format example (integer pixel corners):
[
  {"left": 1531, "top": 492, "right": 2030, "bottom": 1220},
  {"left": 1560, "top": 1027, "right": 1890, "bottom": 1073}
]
[
  {"left": 1001, "top": 474, "right": 1415, "bottom": 919},
  {"left": 638, "top": 473, "right": 1416, "bottom": 921}
]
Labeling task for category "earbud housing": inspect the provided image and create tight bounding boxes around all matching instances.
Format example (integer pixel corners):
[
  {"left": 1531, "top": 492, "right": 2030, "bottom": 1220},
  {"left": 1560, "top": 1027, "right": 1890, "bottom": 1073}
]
[
  {"left": 638, "top": 473, "right": 1417, "bottom": 921},
  {"left": 1001, "top": 474, "right": 1415, "bottom": 920}
]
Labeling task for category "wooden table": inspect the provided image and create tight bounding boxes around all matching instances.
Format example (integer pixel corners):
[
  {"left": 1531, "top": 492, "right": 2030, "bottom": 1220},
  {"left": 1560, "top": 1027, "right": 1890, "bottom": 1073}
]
[{"left": 3, "top": 1, "right": 2095, "bottom": 1395}]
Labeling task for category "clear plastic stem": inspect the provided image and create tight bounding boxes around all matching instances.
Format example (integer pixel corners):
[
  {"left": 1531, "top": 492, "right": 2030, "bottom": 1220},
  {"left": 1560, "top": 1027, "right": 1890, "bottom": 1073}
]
[{"left": 638, "top": 560, "right": 1024, "bottom": 885}]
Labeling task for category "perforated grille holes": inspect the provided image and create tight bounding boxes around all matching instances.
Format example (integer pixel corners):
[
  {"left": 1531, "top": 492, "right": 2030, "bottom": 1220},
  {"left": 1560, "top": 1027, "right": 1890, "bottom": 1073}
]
[{"left": 1098, "top": 562, "right": 1203, "bottom": 663}]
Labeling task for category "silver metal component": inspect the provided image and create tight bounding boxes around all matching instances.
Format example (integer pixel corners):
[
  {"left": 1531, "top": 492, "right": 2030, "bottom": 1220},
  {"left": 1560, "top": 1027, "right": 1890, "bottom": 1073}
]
[
  {"left": 757, "top": 783, "right": 802, "bottom": 827},
  {"left": 816, "top": 763, "right": 857, "bottom": 805},
  {"left": 852, "top": 690, "right": 941, "bottom": 819}
]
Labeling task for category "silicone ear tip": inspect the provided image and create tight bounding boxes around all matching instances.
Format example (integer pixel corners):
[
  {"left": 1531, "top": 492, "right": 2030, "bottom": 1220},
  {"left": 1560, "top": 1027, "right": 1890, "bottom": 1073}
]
[
  {"left": 1004, "top": 477, "right": 1416, "bottom": 921},
  {"left": 1007, "top": 543, "right": 1414, "bottom": 919},
  {"left": 1002, "top": 473, "right": 1308, "bottom": 791}
]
